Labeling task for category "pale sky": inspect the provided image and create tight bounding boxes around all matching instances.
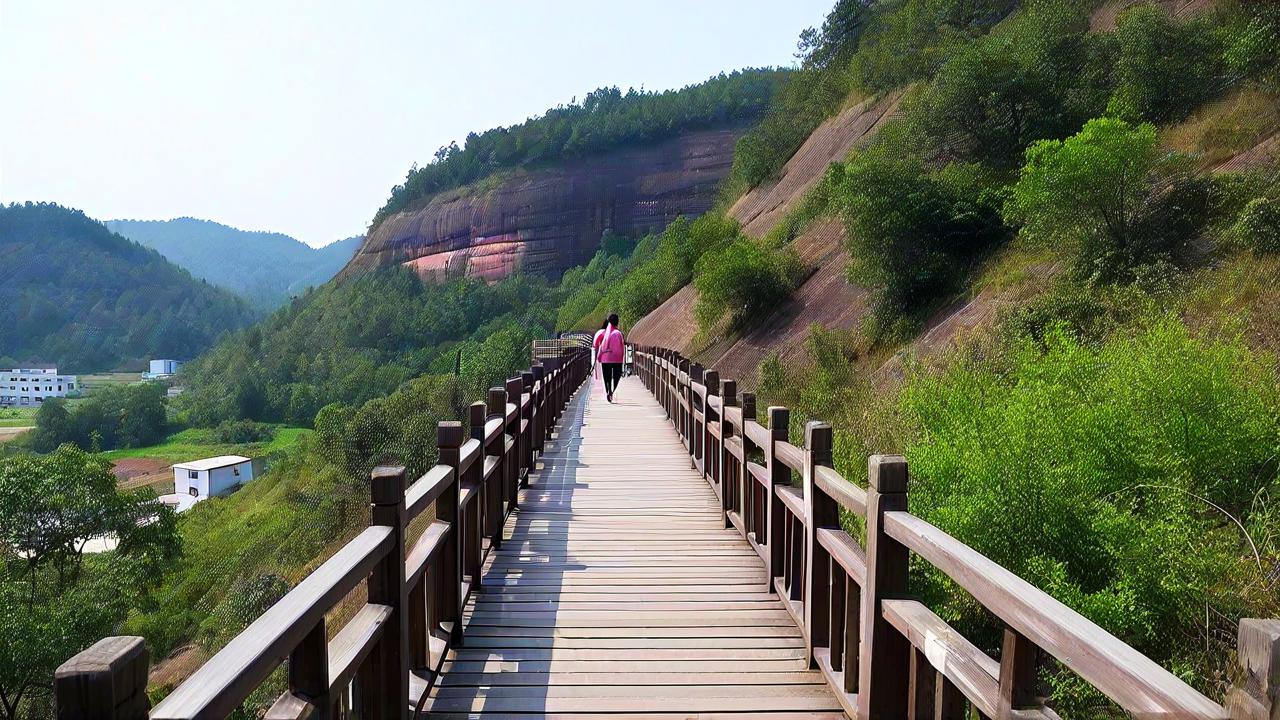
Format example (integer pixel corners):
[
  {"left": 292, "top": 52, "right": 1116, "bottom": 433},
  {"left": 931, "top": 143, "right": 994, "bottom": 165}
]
[{"left": 1, "top": 1, "right": 831, "bottom": 247}]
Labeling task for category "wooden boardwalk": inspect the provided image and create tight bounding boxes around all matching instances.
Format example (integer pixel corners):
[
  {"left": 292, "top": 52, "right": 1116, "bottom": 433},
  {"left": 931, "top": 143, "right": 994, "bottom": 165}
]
[{"left": 425, "top": 374, "right": 845, "bottom": 717}]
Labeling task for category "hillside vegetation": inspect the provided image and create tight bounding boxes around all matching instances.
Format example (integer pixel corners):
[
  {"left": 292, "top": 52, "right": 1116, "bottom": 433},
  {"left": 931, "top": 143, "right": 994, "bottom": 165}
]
[
  {"left": 371, "top": 69, "right": 786, "bottom": 229},
  {"left": 0, "top": 204, "right": 253, "bottom": 372},
  {"left": 106, "top": 219, "right": 360, "bottom": 310}
]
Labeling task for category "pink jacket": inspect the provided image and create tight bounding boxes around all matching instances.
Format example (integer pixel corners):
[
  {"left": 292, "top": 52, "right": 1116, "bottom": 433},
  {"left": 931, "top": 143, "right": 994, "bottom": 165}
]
[{"left": 594, "top": 326, "right": 625, "bottom": 363}]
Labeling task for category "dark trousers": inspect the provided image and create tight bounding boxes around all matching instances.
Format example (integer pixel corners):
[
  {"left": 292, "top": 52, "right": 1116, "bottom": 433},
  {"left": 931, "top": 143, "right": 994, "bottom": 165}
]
[{"left": 602, "top": 363, "right": 622, "bottom": 395}]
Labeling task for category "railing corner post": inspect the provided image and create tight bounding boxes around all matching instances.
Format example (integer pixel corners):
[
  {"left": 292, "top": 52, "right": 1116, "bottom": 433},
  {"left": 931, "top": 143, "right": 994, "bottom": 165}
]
[
  {"left": 366, "top": 464, "right": 409, "bottom": 720},
  {"left": 1228, "top": 619, "right": 1280, "bottom": 720},
  {"left": 858, "top": 454, "right": 910, "bottom": 720},
  {"left": 55, "top": 636, "right": 150, "bottom": 720},
  {"left": 804, "top": 421, "right": 835, "bottom": 669}
]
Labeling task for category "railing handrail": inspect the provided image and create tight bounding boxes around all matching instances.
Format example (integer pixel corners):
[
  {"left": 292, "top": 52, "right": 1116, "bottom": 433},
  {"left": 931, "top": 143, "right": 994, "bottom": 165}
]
[
  {"left": 57, "top": 347, "right": 592, "bottom": 720},
  {"left": 630, "top": 345, "right": 1275, "bottom": 720}
]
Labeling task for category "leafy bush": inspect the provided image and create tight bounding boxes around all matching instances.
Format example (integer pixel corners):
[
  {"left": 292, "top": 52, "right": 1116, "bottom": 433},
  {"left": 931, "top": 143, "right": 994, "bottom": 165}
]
[
  {"left": 912, "top": 1, "right": 1109, "bottom": 167},
  {"left": 1230, "top": 196, "right": 1280, "bottom": 254},
  {"left": 901, "top": 318, "right": 1279, "bottom": 701},
  {"left": 693, "top": 238, "right": 802, "bottom": 331},
  {"left": 836, "top": 144, "right": 1006, "bottom": 337},
  {"left": 1006, "top": 117, "right": 1204, "bottom": 283},
  {"left": 212, "top": 420, "right": 277, "bottom": 445},
  {"left": 1109, "top": 5, "right": 1224, "bottom": 123}
]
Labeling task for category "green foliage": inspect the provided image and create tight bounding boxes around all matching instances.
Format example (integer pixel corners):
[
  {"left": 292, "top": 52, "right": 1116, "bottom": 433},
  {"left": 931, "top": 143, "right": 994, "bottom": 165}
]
[
  {"left": 29, "top": 383, "right": 168, "bottom": 453},
  {"left": 836, "top": 146, "right": 1006, "bottom": 337},
  {"left": 105, "top": 219, "right": 361, "bottom": 311},
  {"left": 1230, "top": 196, "right": 1280, "bottom": 254},
  {"left": 849, "top": 0, "right": 1019, "bottom": 92},
  {"left": 901, "top": 318, "right": 1279, "bottom": 695},
  {"left": 375, "top": 70, "right": 785, "bottom": 227},
  {"left": 693, "top": 237, "right": 803, "bottom": 331},
  {"left": 1109, "top": 5, "right": 1224, "bottom": 124},
  {"left": 913, "top": 0, "right": 1111, "bottom": 167},
  {"left": 0, "top": 446, "right": 179, "bottom": 720},
  {"left": 0, "top": 203, "right": 253, "bottom": 372},
  {"left": 1006, "top": 117, "right": 1204, "bottom": 283},
  {"left": 212, "top": 420, "right": 277, "bottom": 445}
]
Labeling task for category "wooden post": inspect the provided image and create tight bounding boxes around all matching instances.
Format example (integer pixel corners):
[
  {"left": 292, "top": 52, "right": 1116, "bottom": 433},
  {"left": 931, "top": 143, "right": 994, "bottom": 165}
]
[
  {"left": 804, "top": 421, "right": 834, "bottom": 667},
  {"left": 1228, "top": 619, "right": 1280, "bottom": 720},
  {"left": 766, "top": 406, "right": 790, "bottom": 593},
  {"left": 858, "top": 454, "right": 910, "bottom": 720},
  {"left": 532, "top": 364, "right": 547, "bottom": 449},
  {"left": 998, "top": 627, "right": 1040, "bottom": 718},
  {"left": 466, "top": 402, "right": 486, "bottom": 588},
  {"left": 487, "top": 387, "right": 507, "bottom": 543},
  {"left": 363, "top": 465, "right": 409, "bottom": 720},
  {"left": 704, "top": 370, "right": 719, "bottom": 485},
  {"left": 719, "top": 380, "right": 737, "bottom": 528},
  {"left": 436, "top": 421, "right": 464, "bottom": 646},
  {"left": 520, "top": 371, "right": 535, "bottom": 484},
  {"left": 505, "top": 377, "right": 524, "bottom": 510},
  {"left": 291, "top": 619, "right": 331, "bottom": 719},
  {"left": 55, "top": 637, "right": 150, "bottom": 720},
  {"left": 740, "top": 392, "right": 757, "bottom": 541}
]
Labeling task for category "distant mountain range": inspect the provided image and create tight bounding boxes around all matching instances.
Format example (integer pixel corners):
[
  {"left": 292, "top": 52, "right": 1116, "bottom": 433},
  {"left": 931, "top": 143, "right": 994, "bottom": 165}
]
[
  {"left": 0, "top": 203, "right": 254, "bottom": 372},
  {"left": 105, "top": 218, "right": 362, "bottom": 309}
]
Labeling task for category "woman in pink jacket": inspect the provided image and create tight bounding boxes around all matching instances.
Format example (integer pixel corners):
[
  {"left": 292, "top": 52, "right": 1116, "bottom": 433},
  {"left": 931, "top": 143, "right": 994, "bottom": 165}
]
[{"left": 593, "top": 313, "right": 625, "bottom": 402}]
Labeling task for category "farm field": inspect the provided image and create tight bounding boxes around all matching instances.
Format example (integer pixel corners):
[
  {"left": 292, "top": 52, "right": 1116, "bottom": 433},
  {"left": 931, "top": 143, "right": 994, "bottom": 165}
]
[{"left": 0, "top": 407, "right": 36, "bottom": 427}]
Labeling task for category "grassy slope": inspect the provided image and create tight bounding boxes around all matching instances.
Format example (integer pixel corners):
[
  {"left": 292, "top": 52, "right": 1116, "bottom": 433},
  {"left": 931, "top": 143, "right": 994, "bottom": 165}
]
[{"left": 101, "top": 427, "right": 310, "bottom": 463}]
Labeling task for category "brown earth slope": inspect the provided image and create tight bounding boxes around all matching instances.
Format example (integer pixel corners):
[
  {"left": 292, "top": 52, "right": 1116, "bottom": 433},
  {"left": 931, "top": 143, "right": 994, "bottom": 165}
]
[
  {"left": 346, "top": 128, "right": 745, "bottom": 282},
  {"left": 728, "top": 91, "right": 904, "bottom": 239},
  {"left": 631, "top": 93, "right": 903, "bottom": 376}
]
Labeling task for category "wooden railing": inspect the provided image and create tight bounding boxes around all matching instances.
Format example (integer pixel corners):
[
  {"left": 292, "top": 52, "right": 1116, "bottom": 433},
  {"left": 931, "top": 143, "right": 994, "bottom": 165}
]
[
  {"left": 55, "top": 351, "right": 589, "bottom": 720},
  {"left": 633, "top": 345, "right": 1280, "bottom": 720}
]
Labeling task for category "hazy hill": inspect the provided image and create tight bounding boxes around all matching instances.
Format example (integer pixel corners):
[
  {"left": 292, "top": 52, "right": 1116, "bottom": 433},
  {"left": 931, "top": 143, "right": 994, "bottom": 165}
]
[
  {"left": 0, "top": 203, "right": 253, "bottom": 372},
  {"left": 106, "top": 218, "right": 361, "bottom": 309}
]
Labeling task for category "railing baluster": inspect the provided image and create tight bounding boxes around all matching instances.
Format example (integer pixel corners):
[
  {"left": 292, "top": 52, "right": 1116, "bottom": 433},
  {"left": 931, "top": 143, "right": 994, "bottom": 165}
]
[
  {"left": 720, "top": 379, "right": 737, "bottom": 528},
  {"left": 998, "top": 627, "right": 1040, "bottom": 717},
  {"left": 909, "top": 648, "right": 936, "bottom": 720},
  {"left": 290, "top": 619, "right": 330, "bottom": 719}
]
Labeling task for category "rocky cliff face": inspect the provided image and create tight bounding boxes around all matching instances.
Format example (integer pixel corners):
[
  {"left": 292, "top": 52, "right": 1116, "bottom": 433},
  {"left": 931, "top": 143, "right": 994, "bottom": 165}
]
[{"left": 346, "top": 128, "right": 745, "bottom": 282}]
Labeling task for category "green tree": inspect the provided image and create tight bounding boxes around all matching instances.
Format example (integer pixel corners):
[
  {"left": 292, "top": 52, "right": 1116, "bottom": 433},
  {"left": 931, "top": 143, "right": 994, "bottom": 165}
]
[
  {"left": 1109, "top": 5, "right": 1222, "bottom": 123},
  {"left": 693, "top": 238, "right": 802, "bottom": 331},
  {"left": 0, "top": 446, "right": 179, "bottom": 719},
  {"left": 1005, "top": 117, "right": 1193, "bottom": 283},
  {"left": 28, "top": 400, "right": 71, "bottom": 454}
]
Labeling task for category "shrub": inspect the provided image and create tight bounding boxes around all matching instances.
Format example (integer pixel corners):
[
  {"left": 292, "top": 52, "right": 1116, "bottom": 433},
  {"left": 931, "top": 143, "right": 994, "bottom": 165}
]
[
  {"left": 1230, "top": 196, "right": 1280, "bottom": 254},
  {"left": 1109, "top": 5, "right": 1223, "bottom": 123},
  {"left": 900, "top": 317, "right": 1279, "bottom": 701},
  {"left": 212, "top": 419, "right": 277, "bottom": 445},
  {"left": 912, "top": 1, "right": 1107, "bottom": 167},
  {"left": 836, "top": 145, "right": 1006, "bottom": 337},
  {"left": 1006, "top": 117, "right": 1201, "bottom": 283},
  {"left": 693, "top": 238, "right": 802, "bottom": 331}
]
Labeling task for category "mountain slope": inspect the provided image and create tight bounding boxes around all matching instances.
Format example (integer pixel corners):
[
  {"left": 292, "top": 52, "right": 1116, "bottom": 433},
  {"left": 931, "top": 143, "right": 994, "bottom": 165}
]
[
  {"left": 105, "top": 218, "right": 361, "bottom": 309},
  {"left": 0, "top": 204, "right": 253, "bottom": 371}
]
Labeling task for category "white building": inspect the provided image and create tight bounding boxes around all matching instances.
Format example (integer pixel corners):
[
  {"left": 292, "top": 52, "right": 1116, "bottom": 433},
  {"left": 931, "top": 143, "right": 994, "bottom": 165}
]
[
  {"left": 171, "top": 455, "right": 253, "bottom": 502},
  {"left": 144, "top": 359, "right": 183, "bottom": 379},
  {"left": 0, "top": 368, "right": 78, "bottom": 407}
]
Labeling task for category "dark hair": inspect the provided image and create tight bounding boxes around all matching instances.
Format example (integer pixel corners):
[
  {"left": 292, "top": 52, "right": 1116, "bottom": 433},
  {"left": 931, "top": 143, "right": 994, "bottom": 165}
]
[
  {"left": 600, "top": 317, "right": 610, "bottom": 330},
  {"left": 607, "top": 313, "right": 619, "bottom": 327}
]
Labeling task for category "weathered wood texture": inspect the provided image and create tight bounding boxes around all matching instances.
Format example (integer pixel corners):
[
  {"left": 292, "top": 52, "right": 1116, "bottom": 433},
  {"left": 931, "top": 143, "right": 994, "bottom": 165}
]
[{"left": 420, "top": 374, "right": 843, "bottom": 716}]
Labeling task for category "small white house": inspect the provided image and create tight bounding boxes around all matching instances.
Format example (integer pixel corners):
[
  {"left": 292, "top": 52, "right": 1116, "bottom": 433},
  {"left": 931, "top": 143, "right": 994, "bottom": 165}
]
[
  {"left": 172, "top": 455, "right": 253, "bottom": 500},
  {"left": 145, "top": 359, "right": 183, "bottom": 379}
]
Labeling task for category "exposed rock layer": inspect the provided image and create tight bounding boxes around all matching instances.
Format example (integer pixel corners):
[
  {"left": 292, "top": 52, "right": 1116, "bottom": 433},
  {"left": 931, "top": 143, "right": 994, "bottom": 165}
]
[{"left": 346, "top": 128, "right": 745, "bottom": 282}]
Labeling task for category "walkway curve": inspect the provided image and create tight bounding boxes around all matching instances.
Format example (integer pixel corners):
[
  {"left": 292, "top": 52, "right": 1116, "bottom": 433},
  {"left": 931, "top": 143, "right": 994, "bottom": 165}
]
[{"left": 424, "top": 374, "right": 845, "bottom": 717}]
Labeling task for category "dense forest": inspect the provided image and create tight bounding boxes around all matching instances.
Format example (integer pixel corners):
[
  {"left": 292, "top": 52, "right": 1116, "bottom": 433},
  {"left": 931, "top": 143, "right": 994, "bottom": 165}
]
[
  {"left": 105, "top": 219, "right": 361, "bottom": 310},
  {"left": 371, "top": 68, "right": 787, "bottom": 228},
  {"left": 0, "top": 204, "right": 253, "bottom": 372}
]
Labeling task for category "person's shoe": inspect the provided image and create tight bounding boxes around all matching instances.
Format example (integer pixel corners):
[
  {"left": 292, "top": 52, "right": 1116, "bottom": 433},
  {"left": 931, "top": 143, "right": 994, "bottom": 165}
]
[{"left": 607, "top": 393, "right": 613, "bottom": 402}]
